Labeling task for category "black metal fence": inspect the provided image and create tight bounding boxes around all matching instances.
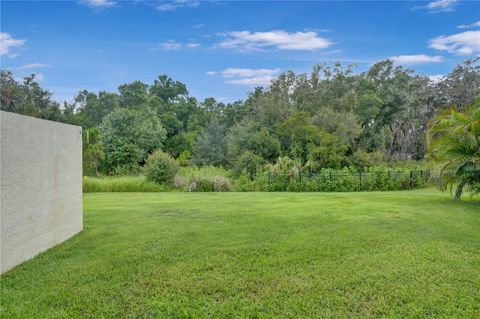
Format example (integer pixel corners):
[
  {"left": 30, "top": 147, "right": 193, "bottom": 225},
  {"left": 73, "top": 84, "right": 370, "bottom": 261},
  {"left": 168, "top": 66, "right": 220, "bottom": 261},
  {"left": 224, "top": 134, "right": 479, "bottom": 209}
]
[{"left": 267, "top": 169, "right": 431, "bottom": 190}]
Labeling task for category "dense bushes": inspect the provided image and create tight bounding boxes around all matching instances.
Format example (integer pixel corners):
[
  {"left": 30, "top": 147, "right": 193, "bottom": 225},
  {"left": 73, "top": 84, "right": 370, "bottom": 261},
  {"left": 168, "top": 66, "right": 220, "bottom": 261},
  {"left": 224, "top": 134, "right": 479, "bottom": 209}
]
[
  {"left": 260, "top": 166, "right": 426, "bottom": 192},
  {"left": 83, "top": 165, "right": 428, "bottom": 193},
  {"left": 101, "top": 108, "right": 166, "bottom": 174},
  {"left": 179, "top": 166, "right": 233, "bottom": 192},
  {"left": 4, "top": 60, "right": 479, "bottom": 191},
  {"left": 143, "top": 150, "right": 179, "bottom": 184}
]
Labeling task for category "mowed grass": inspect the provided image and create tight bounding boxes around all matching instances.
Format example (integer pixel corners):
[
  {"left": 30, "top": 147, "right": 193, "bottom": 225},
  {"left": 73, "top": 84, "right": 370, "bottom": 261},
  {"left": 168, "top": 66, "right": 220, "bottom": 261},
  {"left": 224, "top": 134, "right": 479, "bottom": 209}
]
[{"left": 1, "top": 190, "right": 479, "bottom": 318}]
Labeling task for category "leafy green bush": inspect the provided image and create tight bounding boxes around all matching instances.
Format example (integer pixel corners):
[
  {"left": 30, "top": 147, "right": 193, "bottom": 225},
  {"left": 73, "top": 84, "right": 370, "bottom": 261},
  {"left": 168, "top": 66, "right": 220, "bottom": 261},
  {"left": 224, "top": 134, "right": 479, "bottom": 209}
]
[
  {"left": 260, "top": 166, "right": 429, "bottom": 192},
  {"left": 177, "top": 149, "right": 191, "bottom": 166},
  {"left": 143, "top": 150, "right": 179, "bottom": 185},
  {"left": 232, "top": 151, "right": 264, "bottom": 177},
  {"left": 101, "top": 108, "right": 166, "bottom": 174},
  {"left": 349, "top": 149, "right": 384, "bottom": 171},
  {"left": 233, "top": 171, "right": 267, "bottom": 191}
]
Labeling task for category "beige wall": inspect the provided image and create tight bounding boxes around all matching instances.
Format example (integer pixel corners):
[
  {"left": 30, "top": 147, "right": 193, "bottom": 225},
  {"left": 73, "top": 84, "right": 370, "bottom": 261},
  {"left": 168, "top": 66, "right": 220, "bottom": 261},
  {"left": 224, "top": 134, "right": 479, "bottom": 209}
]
[{"left": 0, "top": 111, "right": 83, "bottom": 274}]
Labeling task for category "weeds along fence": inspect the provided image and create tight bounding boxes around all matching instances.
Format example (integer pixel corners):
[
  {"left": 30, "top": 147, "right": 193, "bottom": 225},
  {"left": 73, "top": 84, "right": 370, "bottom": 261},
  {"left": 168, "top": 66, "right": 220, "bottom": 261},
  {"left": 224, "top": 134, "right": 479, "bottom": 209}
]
[{"left": 265, "top": 170, "right": 431, "bottom": 192}]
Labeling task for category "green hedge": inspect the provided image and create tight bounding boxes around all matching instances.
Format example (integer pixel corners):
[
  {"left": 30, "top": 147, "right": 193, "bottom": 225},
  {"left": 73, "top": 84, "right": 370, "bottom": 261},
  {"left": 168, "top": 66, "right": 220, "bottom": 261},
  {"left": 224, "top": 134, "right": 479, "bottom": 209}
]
[
  {"left": 83, "top": 166, "right": 429, "bottom": 193},
  {"left": 261, "top": 167, "right": 427, "bottom": 192}
]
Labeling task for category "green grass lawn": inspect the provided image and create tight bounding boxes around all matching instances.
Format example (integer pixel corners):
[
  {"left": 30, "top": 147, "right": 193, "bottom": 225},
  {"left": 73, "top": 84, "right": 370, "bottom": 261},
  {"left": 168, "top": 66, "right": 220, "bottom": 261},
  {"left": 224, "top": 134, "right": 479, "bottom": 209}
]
[{"left": 1, "top": 189, "right": 479, "bottom": 318}]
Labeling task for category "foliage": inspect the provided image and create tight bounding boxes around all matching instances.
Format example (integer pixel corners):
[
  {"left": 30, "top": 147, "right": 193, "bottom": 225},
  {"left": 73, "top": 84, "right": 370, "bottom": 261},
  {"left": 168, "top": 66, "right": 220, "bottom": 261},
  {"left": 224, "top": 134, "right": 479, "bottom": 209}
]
[
  {"left": 427, "top": 101, "right": 480, "bottom": 200},
  {"left": 143, "top": 150, "right": 179, "bottom": 185},
  {"left": 192, "top": 120, "right": 228, "bottom": 166},
  {"left": 262, "top": 164, "right": 426, "bottom": 192},
  {"left": 178, "top": 165, "right": 233, "bottom": 192},
  {"left": 232, "top": 171, "right": 266, "bottom": 191},
  {"left": 349, "top": 149, "right": 384, "bottom": 171},
  {"left": 82, "top": 128, "right": 104, "bottom": 176},
  {"left": 227, "top": 121, "right": 280, "bottom": 164},
  {"left": 0, "top": 70, "right": 64, "bottom": 121},
  {"left": 168, "top": 166, "right": 233, "bottom": 192},
  {"left": 101, "top": 108, "right": 166, "bottom": 174},
  {"left": 177, "top": 149, "right": 191, "bottom": 166},
  {"left": 188, "top": 175, "right": 233, "bottom": 192},
  {"left": 2, "top": 58, "right": 479, "bottom": 179},
  {"left": 232, "top": 151, "right": 265, "bottom": 177},
  {"left": 312, "top": 107, "right": 361, "bottom": 145}
]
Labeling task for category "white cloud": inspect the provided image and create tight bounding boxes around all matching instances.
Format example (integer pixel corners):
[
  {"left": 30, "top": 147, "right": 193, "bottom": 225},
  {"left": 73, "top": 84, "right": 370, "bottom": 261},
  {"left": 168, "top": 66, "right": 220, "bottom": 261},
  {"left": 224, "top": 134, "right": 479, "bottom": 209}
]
[
  {"left": 0, "top": 32, "right": 25, "bottom": 56},
  {"left": 83, "top": 0, "right": 116, "bottom": 8},
  {"left": 153, "top": 40, "right": 182, "bottom": 51},
  {"left": 152, "top": 41, "right": 200, "bottom": 50},
  {"left": 17, "top": 63, "right": 50, "bottom": 70},
  {"left": 457, "top": 21, "right": 480, "bottom": 29},
  {"left": 414, "top": 0, "right": 459, "bottom": 13},
  {"left": 429, "top": 30, "right": 480, "bottom": 55},
  {"left": 193, "top": 23, "right": 205, "bottom": 29},
  {"left": 157, "top": 0, "right": 199, "bottom": 12},
  {"left": 221, "top": 67, "right": 280, "bottom": 78},
  {"left": 218, "top": 30, "right": 333, "bottom": 51},
  {"left": 207, "top": 67, "right": 281, "bottom": 86},
  {"left": 225, "top": 76, "right": 275, "bottom": 86},
  {"left": 389, "top": 54, "right": 444, "bottom": 65}
]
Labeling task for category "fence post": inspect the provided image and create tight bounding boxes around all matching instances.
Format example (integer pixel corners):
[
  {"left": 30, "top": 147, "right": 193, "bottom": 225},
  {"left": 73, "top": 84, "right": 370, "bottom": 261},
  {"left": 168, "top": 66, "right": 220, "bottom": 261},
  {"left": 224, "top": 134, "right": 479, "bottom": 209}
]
[
  {"left": 359, "top": 172, "right": 362, "bottom": 190},
  {"left": 329, "top": 172, "right": 332, "bottom": 181},
  {"left": 268, "top": 172, "right": 271, "bottom": 183},
  {"left": 410, "top": 171, "right": 413, "bottom": 189}
]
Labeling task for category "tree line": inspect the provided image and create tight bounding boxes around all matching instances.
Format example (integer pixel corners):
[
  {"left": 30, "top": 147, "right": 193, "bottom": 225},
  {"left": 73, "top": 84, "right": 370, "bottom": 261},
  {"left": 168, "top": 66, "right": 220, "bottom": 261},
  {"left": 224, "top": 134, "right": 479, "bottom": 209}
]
[{"left": 1, "top": 58, "right": 479, "bottom": 178}]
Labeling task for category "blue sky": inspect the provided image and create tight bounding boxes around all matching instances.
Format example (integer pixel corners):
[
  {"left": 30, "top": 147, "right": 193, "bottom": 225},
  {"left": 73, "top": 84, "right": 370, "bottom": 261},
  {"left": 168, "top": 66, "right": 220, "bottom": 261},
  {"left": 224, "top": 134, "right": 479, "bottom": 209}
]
[{"left": 1, "top": 0, "right": 479, "bottom": 103}]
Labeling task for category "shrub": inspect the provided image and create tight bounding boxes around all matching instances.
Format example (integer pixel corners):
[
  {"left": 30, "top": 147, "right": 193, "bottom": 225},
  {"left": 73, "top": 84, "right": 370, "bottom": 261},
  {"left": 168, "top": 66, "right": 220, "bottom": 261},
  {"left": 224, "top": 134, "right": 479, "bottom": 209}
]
[
  {"left": 362, "top": 166, "right": 392, "bottom": 191},
  {"left": 259, "top": 165, "right": 429, "bottom": 192},
  {"left": 188, "top": 178, "right": 211, "bottom": 192},
  {"left": 188, "top": 175, "right": 233, "bottom": 192},
  {"left": 177, "top": 166, "right": 233, "bottom": 192},
  {"left": 113, "top": 163, "right": 140, "bottom": 176},
  {"left": 232, "top": 151, "right": 264, "bottom": 177},
  {"left": 349, "top": 150, "right": 384, "bottom": 171},
  {"left": 173, "top": 174, "right": 187, "bottom": 189},
  {"left": 177, "top": 149, "right": 191, "bottom": 166},
  {"left": 101, "top": 108, "right": 166, "bottom": 174},
  {"left": 143, "top": 150, "right": 179, "bottom": 185},
  {"left": 211, "top": 176, "right": 233, "bottom": 192},
  {"left": 233, "top": 170, "right": 267, "bottom": 191}
]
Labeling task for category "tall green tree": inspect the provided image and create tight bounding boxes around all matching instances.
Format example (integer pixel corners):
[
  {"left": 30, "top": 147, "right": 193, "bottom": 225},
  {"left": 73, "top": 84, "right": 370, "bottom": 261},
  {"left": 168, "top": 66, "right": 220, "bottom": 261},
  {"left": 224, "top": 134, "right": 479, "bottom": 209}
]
[
  {"left": 0, "top": 71, "right": 64, "bottom": 121},
  {"left": 73, "top": 90, "right": 119, "bottom": 127},
  {"left": 193, "top": 120, "right": 228, "bottom": 166},
  {"left": 82, "top": 128, "right": 104, "bottom": 176},
  {"left": 277, "top": 111, "right": 347, "bottom": 166},
  {"left": 118, "top": 81, "right": 149, "bottom": 108},
  {"left": 228, "top": 120, "right": 280, "bottom": 164},
  {"left": 101, "top": 108, "right": 166, "bottom": 174}
]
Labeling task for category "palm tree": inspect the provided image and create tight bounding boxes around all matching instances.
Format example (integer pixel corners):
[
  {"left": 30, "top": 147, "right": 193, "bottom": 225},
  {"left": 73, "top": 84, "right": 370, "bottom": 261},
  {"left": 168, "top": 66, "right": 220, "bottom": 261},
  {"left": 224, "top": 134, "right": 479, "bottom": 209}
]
[{"left": 427, "top": 101, "right": 480, "bottom": 201}]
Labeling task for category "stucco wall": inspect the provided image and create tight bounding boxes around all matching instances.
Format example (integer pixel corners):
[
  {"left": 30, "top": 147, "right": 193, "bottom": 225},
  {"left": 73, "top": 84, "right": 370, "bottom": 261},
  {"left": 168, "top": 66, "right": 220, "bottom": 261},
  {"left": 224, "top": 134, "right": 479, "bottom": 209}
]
[{"left": 0, "top": 111, "right": 83, "bottom": 274}]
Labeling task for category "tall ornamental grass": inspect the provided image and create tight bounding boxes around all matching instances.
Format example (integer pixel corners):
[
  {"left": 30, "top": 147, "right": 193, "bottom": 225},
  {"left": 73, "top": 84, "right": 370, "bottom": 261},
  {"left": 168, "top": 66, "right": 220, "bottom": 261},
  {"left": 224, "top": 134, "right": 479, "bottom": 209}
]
[{"left": 83, "top": 176, "right": 169, "bottom": 192}]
